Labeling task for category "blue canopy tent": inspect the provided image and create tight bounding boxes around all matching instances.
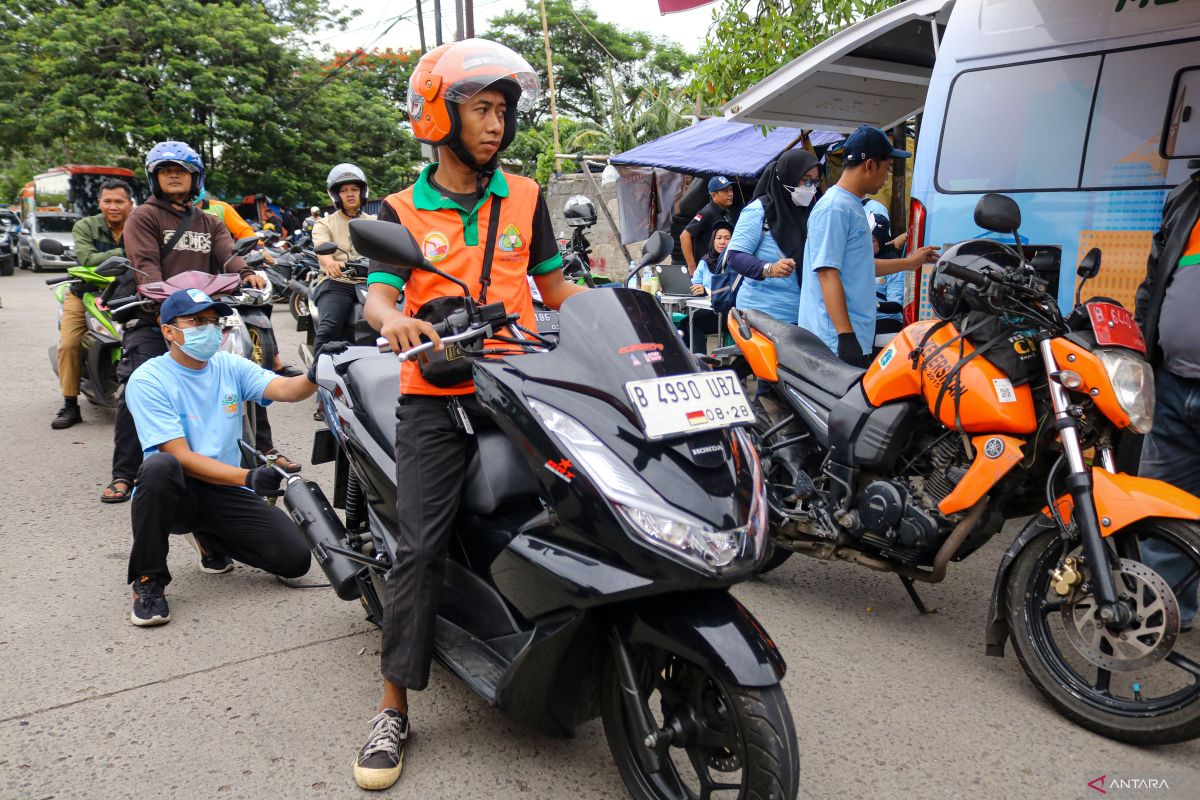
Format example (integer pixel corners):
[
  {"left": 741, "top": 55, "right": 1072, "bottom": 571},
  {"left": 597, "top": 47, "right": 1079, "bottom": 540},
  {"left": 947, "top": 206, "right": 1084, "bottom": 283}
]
[{"left": 608, "top": 117, "right": 843, "bottom": 244}]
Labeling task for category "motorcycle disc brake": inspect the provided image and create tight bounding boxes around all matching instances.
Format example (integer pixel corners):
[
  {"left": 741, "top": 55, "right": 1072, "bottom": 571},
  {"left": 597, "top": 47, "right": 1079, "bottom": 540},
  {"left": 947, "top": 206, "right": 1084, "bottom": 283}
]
[{"left": 1061, "top": 558, "right": 1181, "bottom": 671}]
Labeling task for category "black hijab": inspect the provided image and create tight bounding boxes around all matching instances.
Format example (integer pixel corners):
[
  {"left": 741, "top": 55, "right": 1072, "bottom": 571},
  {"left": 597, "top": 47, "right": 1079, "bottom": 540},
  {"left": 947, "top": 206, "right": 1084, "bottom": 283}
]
[
  {"left": 755, "top": 149, "right": 821, "bottom": 262},
  {"left": 702, "top": 220, "right": 734, "bottom": 267}
]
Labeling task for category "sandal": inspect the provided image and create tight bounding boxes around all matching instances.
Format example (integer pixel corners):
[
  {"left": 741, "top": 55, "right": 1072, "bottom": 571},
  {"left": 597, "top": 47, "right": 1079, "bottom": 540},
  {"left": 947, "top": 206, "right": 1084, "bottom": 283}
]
[
  {"left": 266, "top": 450, "right": 302, "bottom": 474},
  {"left": 101, "top": 478, "right": 133, "bottom": 504}
]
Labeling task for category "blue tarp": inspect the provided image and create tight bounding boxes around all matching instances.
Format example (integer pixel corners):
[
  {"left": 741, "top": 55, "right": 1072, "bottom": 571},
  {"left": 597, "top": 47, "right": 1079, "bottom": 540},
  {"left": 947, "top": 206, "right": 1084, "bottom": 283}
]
[{"left": 610, "top": 118, "right": 844, "bottom": 179}]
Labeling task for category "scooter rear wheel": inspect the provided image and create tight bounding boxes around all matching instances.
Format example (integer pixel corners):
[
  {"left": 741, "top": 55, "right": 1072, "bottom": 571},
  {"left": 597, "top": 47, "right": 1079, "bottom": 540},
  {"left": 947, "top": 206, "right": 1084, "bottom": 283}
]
[{"left": 601, "top": 643, "right": 798, "bottom": 800}]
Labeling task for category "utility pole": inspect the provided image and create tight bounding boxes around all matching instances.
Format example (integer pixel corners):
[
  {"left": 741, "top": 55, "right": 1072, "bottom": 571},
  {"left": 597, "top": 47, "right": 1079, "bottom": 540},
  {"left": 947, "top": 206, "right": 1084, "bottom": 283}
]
[
  {"left": 465, "top": 0, "right": 474, "bottom": 38},
  {"left": 539, "top": 0, "right": 561, "bottom": 170},
  {"left": 415, "top": 0, "right": 427, "bottom": 53},
  {"left": 433, "top": 0, "right": 443, "bottom": 46},
  {"left": 454, "top": 0, "right": 464, "bottom": 41}
]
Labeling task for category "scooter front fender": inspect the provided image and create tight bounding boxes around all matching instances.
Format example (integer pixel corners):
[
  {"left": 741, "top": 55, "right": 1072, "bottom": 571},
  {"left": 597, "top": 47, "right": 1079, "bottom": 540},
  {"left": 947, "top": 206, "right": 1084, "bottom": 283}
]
[{"left": 620, "top": 591, "right": 785, "bottom": 687}]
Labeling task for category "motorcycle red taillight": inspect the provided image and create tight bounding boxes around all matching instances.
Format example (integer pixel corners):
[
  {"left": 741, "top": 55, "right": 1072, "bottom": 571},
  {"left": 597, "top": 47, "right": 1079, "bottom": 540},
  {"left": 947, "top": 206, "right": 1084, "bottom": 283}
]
[{"left": 904, "top": 198, "right": 927, "bottom": 324}]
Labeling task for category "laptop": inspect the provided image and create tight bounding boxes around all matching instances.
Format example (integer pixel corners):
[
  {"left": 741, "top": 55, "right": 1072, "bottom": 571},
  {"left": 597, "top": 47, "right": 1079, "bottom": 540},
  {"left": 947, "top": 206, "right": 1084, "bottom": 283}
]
[{"left": 656, "top": 264, "right": 694, "bottom": 296}]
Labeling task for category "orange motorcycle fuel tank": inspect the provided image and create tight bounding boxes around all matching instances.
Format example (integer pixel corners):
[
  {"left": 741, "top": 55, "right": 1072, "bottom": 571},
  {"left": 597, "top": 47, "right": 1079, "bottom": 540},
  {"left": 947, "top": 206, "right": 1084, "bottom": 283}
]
[{"left": 863, "top": 320, "right": 1037, "bottom": 435}]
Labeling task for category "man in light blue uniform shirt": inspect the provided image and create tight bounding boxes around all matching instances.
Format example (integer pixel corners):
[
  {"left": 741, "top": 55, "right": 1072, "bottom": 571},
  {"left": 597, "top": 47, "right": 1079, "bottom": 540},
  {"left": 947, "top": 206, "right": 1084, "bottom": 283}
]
[
  {"left": 798, "top": 126, "right": 938, "bottom": 366},
  {"left": 124, "top": 288, "right": 345, "bottom": 627}
]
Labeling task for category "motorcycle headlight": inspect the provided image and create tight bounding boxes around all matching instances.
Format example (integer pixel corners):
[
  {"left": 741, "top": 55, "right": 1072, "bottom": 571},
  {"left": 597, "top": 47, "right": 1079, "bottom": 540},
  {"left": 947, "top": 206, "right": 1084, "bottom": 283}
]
[
  {"left": 529, "top": 398, "right": 743, "bottom": 570},
  {"left": 1095, "top": 348, "right": 1155, "bottom": 434}
]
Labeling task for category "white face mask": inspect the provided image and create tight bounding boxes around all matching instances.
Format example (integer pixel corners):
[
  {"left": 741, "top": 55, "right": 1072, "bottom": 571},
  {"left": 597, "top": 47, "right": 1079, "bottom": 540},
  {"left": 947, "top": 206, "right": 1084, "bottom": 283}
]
[{"left": 788, "top": 184, "right": 817, "bottom": 207}]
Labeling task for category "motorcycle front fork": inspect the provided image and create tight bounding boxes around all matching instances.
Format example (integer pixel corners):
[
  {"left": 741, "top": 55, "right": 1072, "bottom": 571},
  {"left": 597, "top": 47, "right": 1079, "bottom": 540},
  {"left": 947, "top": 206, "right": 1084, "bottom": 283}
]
[{"left": 1039, "top": 334, "right": 1133, "bottom": 628}]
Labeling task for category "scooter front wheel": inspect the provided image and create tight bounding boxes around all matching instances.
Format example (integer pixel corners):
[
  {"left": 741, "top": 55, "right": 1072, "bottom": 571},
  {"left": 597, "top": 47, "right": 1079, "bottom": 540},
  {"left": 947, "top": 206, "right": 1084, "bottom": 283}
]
[
  {"left": 601, "top": 643, "right": 798, "bottom": 800},
  {"left": 1006, "top": 519, "right": 1200, "bottom": 744}
]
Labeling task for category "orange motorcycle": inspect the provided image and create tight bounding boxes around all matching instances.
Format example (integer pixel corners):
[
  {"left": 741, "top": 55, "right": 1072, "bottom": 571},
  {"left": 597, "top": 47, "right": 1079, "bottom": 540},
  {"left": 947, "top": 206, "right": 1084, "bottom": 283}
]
[{"left": 729, "top": 193, "right": 1200, "bottom": 743}]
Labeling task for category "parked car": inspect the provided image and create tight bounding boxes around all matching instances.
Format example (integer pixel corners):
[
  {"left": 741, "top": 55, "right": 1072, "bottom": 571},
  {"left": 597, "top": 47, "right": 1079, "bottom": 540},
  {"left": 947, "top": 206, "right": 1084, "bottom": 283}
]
[
  {"left": 17, "top": 212, "right": 79, "bottom": 272},
  {"left": 0, "top": 210, "right": 18, "bottom": 276}
]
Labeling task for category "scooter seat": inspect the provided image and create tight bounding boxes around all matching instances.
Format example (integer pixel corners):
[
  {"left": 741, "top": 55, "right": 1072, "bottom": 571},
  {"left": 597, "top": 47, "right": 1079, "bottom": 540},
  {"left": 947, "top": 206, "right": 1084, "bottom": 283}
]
[
  {"left": 346, "top": 354, "right": 401, "bottom": 451},
  {"left": 462, "top": 430, "right": 540, "bottom": 516},
  {"left": 741, "top": 308, "right": 865, "bottom": 396}
]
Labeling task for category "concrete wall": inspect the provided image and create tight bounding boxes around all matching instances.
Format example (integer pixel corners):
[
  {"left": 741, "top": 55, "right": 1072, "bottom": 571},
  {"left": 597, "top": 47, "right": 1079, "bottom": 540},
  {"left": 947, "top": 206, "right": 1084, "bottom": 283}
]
[{"left": 546, "top": 172, "right": 643, "bottom": 282}]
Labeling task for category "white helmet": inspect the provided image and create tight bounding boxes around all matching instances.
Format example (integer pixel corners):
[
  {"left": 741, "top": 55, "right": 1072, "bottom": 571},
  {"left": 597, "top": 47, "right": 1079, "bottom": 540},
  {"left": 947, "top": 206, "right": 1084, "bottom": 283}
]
[
  {"left": 326, "top": 163, "right": 368, "bottom": 207},
  {"left": 310, "top": 205, "right": 320, "bottom": 215}
]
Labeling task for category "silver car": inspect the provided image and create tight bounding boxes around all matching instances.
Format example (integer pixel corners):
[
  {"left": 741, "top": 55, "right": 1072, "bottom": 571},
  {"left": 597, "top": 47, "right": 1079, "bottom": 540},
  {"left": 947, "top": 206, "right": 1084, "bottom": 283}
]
[{"left": 17, "top": 212, "right": 79, "bottom": 272}]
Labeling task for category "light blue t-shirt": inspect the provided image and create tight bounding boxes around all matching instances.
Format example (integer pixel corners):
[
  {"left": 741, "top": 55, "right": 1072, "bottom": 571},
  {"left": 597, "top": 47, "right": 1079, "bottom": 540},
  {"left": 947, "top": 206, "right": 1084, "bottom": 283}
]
[
  {"left": 798, "top": 186, "right": 877, "bottom": 353},
  {"left": 693, "top": 258, "right": 714, "bottom": 291},
  {"left": 728, "top": 199, "right": 801, "bottom": 324},
  {"left": 126, "top": 351, "right": 276, "bottom": 468}
]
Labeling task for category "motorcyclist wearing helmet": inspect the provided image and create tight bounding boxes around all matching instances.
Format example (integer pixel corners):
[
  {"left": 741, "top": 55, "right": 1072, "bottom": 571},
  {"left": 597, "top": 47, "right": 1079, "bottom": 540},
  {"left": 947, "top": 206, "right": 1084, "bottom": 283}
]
[
  {"left": 354, "top": 39, "right": 586, "bottom": 791},
  {"left": 104, "top": 141, "right": 268, "bottom": 507},
  {"left": 302, "top": 205, "right": 322, "bottom": 233},
  {"left": 310, "top": 163, "right": 375, "bottom": 349}
]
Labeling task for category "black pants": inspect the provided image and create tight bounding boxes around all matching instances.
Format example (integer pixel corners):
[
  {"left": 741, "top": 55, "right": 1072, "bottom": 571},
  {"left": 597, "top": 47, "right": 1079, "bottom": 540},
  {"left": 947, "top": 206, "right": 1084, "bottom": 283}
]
[
  {"left": 382, "top": 394, "right": 493, "bottom": 690},
  {"left": 128, "top": 453, "right": 310, "bottom": 585},
  {"left": 112, "top": 325, "right": 169, "bottom": 482},
  {"left": 683, "top": 308, "right": 719, "bottom": 354},
  {"left": 313, "top": 279, "right": 358, "bottom": 348}
]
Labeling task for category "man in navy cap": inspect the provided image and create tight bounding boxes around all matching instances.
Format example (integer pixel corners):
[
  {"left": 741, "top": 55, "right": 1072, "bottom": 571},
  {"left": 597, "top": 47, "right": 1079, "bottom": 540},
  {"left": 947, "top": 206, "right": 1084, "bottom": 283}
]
[
  {"left": 680, "top": 175, "right": 736, "bottom": 275},
  {"left": 123, "top": 288, "right": 345, "bottom": 627},
  {"left": 798, "top": 126, "right": 938, "bottom": 366}
]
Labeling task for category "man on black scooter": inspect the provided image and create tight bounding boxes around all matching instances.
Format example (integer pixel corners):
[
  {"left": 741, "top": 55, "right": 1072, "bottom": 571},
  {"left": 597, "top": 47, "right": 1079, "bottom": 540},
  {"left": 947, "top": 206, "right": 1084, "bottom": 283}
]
[{"left": 354, "top": 39, "right": 586, "bottom": 791}]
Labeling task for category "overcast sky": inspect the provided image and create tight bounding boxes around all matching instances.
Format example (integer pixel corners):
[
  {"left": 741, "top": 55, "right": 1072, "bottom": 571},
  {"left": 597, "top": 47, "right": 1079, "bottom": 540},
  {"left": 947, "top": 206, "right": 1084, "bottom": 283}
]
[{"left": 315, "top": 0, "right": 719, "bottom": 56}]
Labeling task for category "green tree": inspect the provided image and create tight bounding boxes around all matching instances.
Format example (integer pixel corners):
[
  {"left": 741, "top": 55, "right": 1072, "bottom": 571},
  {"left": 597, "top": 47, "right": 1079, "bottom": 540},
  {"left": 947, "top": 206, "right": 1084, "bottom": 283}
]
[
  {"left": 484, "top": 0, "right": 694, "bottom": 122},
  {"left": 693, "top": 0, "right": 903, "bottom": 108}
]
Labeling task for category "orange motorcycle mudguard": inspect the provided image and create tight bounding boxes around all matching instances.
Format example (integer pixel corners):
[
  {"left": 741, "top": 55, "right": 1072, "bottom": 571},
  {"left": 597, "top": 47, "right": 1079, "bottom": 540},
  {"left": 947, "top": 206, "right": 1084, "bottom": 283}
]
[
  {"left": 1047, "top": 469, "right": 1200, "bottom": 536},
  {"left": 727, "top": 311, "right": 779, "bottom": 383},
  {"left": 938, "top": 435, "right": 1024, "bottom": 515},
  {"left": 863, "top": 320, "right": 1037, "bottom": 435}
]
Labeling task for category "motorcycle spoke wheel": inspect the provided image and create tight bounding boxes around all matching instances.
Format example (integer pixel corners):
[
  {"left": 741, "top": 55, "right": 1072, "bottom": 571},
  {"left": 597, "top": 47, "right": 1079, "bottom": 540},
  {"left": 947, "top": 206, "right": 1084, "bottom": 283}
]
[{"left": 1006, "top": 519, "right": 1200, "bottom": 743}]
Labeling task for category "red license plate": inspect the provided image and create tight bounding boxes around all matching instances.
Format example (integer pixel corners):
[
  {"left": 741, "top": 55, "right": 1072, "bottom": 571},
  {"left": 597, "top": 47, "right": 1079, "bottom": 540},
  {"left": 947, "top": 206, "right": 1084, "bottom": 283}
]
[{"left": 1087, "top": 301, "right": 1146, "bottom": 353}]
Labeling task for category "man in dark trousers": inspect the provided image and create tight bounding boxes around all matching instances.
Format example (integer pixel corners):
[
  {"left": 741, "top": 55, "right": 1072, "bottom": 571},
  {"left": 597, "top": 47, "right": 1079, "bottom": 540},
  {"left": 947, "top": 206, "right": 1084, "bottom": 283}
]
[
  {"left": 1135, "top": 164, "right": 1200, "bottom": 629},
  {"left": 680, "top": 175, "right": 735, "bottom": 275},
  {"left": 103, "top": 140, "right": 264, "bottom": 507}
]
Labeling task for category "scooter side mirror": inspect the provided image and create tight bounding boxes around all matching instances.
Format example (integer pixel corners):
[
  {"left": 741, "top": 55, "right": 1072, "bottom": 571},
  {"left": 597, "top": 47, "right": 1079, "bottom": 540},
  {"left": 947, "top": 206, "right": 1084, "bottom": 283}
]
[
  {"left": 1077, "top": 248, "right": 1102, "bottom": 280},
  {"left": 314, "top": 241, "right": 338, "bottom": 256},
  {"left": 638, "top": 231, "right": 672, "bottom": 268},
  {"left": 350, "top": 218, "right": 472, "bottom": 297},
  {"left": 39, "top": 238, "right": 65, "bottom": 256},
  {"left": 973, "top": 193, "right": 1022, "bottom": 235},
  {"left": 232, "top": 234, "right": 262, "bottom": 256}
]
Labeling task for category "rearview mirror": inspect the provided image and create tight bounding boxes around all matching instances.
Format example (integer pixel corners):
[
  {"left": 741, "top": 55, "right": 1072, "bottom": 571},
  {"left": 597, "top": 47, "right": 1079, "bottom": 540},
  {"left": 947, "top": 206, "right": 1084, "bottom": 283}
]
[
  {"left": 638, "top": 231, "right": 672, "bottom": 268},
  {"left": 39, "top": 238, "right": 65, "bottom": 256},
  {"left": 973, "top": 194, "right": 1021, "bottom": 235},
  {"left": 314, "top": 241, "right": 338, "bottom": 256},
  {"left": 1077, "top": 248, "right": 1101, "bottom": 280},
  {"left": 232, "top": 234, "right": 261, "bottom": 256},
  {"left": 349, "top": 219, "right": 429, "bottom": 270}
]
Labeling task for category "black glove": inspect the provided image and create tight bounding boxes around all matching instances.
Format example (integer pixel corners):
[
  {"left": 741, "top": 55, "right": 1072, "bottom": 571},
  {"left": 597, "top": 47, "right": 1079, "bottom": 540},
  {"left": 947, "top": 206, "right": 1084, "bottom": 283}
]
[
  {"left": 245, "top": 465, "right": 285, "bottom": 497},
  {"left": 307, "top": 340, "right": 350, "bottom": 383},
  {"left": 837, "top": 333, "right": 870, "bottom": 368}
]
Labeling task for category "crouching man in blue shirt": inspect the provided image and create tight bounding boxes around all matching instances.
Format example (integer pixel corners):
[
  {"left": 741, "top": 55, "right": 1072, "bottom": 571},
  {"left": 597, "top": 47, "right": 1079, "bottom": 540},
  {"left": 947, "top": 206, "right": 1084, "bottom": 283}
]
[
  {"left": 124, "top": 288, "right": 344, "bottom": 627},
  {"left": 798, "top": 126, "right": 938, "bottom": 366}
]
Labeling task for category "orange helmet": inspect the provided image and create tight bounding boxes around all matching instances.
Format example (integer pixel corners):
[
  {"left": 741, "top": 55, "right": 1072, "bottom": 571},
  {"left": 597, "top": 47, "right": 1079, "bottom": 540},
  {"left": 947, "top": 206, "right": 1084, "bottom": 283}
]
[{"left": 407, "top": 38, "right": 540, "bottom": 159}]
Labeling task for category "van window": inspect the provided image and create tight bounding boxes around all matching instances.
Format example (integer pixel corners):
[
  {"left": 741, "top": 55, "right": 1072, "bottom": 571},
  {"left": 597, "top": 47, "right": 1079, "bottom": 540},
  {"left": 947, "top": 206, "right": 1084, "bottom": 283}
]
[
  {"left": 936, "top": 56, "right": 1101, "bottom": 193},
  {"left": 1083, "top": 43, "right": 1200, "bottom": 187}
]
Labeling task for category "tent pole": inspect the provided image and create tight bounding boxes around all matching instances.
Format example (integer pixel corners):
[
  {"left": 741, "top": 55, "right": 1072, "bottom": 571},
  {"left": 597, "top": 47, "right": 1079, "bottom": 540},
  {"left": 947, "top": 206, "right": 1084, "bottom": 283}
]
[{"left": 580, "top": 159, "right": 633, "bottom": 264}]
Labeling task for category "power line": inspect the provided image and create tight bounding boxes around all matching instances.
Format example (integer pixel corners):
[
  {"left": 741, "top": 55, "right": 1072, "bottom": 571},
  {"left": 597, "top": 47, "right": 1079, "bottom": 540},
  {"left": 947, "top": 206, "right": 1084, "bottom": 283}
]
[{"left": 292, "top": 10, "right": 414, "bottom": 106}]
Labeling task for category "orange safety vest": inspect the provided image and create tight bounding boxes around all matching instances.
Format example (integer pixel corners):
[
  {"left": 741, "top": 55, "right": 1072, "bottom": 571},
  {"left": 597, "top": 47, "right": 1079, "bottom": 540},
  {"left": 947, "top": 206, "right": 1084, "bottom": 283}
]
[{"left": 383, "top": 174, "right": 541, "bottom": 396}]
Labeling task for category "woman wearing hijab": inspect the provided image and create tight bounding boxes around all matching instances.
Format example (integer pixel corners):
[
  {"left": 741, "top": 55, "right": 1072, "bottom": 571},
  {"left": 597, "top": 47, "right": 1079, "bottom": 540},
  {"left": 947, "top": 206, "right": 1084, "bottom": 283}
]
[
  {"left": 683, "top": 221, "right": 732, "bottom": 353},
  {"left": 724, "top": 150, "right": 822, "bottom": 324}
]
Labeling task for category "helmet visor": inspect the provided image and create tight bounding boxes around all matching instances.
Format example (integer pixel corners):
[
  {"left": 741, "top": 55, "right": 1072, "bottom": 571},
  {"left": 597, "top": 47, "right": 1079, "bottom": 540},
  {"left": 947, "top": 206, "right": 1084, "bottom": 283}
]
[{"left": 436, "top": 39, "right": 541, "bottom": 112}]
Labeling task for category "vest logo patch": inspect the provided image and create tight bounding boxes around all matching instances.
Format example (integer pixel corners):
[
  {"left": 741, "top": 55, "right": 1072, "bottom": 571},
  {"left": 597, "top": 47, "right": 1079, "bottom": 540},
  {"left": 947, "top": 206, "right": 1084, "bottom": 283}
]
[
  {"left": 498, "top": 223, "right": 524, "bottom": 252},
  {"left": 422, "top": 231, "right": 450, "bottom": 263}
]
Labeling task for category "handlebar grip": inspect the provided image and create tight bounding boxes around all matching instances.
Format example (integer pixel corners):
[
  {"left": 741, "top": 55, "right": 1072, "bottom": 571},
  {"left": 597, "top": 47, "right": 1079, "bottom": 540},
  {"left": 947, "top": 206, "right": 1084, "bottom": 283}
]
[
  {"left": 940, "top": 262, "right": 990, "bottom": 289},
  {"left": 107, "top": 294, "right": 141, "bottom": 308},
  {"left": 45, "top": 276, "right": 73, "bottom": 285}
]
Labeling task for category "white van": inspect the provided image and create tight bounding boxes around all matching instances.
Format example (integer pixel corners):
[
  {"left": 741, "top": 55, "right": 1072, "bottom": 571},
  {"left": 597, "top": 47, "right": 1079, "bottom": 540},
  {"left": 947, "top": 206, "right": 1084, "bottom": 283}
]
[{"left": 723, "top": 0, "right": 1200, "bottom": 315}]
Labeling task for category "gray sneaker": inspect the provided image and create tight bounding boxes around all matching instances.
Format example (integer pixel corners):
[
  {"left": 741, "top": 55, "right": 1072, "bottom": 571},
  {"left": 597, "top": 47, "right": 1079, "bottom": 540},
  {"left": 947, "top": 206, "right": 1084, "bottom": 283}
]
[{"left": 354, "top": 709, "right": 408, "bottom": 790}]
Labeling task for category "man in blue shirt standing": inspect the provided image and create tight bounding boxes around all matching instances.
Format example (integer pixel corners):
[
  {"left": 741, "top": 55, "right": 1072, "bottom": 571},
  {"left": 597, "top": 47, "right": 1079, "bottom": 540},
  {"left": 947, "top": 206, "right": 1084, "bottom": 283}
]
[
  {"left": 798, "top": 126, "right": 938, "bottom": 366},
  {"left": 124, "top": 288, "right": 343, "bottom": 626}
]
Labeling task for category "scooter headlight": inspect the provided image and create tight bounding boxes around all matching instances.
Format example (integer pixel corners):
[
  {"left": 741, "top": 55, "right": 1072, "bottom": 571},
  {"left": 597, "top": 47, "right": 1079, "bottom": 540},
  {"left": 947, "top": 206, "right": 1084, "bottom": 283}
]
[
  {"left": 1095, "top": 348, "right": 1155, "bottom": 434},
  {"left": 529, "top": 398, "right": 743, "bottom": 570}
]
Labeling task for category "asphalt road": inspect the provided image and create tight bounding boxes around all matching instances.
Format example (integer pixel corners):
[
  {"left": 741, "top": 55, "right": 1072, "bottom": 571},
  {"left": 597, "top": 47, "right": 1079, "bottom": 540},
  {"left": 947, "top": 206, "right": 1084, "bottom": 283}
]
[{"left": 1, "top": 267, "right": 1198, "bottom": 800}]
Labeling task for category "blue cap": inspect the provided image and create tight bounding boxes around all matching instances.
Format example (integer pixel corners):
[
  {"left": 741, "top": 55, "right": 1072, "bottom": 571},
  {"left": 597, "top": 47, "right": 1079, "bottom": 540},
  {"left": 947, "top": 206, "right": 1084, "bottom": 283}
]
[
  {"left": 839, "top": 126, "right": 911, "bottom": 164},
  {"left": 707, "top": 175, "right": 732, "bottom": 193},
  {"left": 160, "top": 288, "right": 232, "bottom": 324}
]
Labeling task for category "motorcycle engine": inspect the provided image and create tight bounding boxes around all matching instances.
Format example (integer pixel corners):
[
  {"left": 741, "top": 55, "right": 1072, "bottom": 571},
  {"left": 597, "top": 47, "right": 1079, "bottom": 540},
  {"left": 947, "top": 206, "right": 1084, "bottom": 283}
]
[{"left": 857, "top": 481, "right": 943, "bottom": 550}]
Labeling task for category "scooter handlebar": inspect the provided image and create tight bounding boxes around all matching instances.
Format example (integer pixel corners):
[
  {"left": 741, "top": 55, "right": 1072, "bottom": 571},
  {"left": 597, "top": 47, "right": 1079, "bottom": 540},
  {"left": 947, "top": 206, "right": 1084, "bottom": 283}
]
[
  {"left": 375, "top": 323, "right": 488, "bottom": 362},
  {"left": 939, "top": 261, "right": 991, "bottom": 289},
  {"left": 45, "top": 276, "right": 76, "bottom": 286}
]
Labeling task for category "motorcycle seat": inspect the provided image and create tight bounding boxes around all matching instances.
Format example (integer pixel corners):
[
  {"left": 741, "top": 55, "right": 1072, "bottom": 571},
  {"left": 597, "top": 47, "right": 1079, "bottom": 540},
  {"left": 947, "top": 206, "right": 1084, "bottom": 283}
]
[
  {"left": 741, "top": 308, "right": 865, "bottom": 396},
  {"left": 345, "top": 354, "right": 401, "bottom": 451},
  {"left": 462, "top": 430, "right": 540, "bottom": 515}
]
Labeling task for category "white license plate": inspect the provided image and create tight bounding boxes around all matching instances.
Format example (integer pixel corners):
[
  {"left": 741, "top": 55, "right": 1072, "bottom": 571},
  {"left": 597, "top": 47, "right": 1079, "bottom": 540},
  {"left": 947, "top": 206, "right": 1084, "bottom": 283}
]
[{"left": 625, "top": 370, "right": 753, "bottom": 440}]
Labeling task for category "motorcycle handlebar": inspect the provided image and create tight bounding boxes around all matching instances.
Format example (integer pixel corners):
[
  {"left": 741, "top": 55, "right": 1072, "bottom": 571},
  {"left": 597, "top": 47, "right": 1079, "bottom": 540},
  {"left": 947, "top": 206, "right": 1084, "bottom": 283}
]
[
  {"left": 940, "top": 262, "right": 991, "bottom": 289},
  {"left": 45, "top": 276, "right": 75, "bottom": 286},
  {"left": 375, "top": 323, "right": 487, "bottom": 362}
]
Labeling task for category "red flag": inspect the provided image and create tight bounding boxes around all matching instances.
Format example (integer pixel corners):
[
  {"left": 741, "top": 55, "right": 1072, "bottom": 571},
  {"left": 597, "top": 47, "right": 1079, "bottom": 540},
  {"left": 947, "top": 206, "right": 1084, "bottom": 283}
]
[{"left": 657, "top": 0, "right": 714, "bottom": 13}]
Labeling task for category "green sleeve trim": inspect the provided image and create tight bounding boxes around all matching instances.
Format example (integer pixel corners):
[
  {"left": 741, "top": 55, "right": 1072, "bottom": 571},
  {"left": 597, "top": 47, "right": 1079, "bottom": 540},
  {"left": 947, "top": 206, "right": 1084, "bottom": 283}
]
[
  {"left": 530, "top": 252, "right": 563, "bottom": 275},
  {"left": 367, "top": 272, "right": 405, "bottom": 291},
  {"left": 1179, "top": 253, "right": 1200, "bottom": 269}
]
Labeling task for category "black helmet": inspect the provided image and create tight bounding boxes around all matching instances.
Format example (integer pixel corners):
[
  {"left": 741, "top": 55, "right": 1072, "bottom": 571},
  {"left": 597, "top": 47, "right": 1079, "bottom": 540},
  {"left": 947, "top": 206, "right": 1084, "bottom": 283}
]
[
  {"left": 929, "top": 239, "right": 1020, "bottom": 319},
  {"left": 563, "top": 195, "right": 596, "bottom": 228}
]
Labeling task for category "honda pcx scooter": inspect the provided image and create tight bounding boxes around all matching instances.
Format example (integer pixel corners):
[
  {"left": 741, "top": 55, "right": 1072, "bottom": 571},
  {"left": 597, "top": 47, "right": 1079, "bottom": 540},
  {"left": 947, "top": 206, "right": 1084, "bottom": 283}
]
[{"left": 292, "top": 223, "right": 799, "bottom": 800}]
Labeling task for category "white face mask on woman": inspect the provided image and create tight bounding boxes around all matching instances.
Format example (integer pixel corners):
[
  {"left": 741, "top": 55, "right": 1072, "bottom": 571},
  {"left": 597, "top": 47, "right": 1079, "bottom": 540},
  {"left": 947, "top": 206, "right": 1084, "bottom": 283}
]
[{"left": 788, "top": 184, "right": 817, "bottom": 207}]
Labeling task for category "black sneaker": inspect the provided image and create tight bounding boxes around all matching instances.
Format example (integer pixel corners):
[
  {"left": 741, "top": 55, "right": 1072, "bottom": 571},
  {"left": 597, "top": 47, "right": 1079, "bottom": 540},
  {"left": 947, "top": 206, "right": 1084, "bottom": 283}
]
[
  {"left": 354, "top": 709, "right": 408, "bottom": 790},
  {"left": 130, "top": 577, "right": 170, "bottom": 627},
  {"left": 50, "top": 402, "right": 82, "bottom": 430},
  {"left": 183, "top": 533, "right": 234, "bottom": 574}
]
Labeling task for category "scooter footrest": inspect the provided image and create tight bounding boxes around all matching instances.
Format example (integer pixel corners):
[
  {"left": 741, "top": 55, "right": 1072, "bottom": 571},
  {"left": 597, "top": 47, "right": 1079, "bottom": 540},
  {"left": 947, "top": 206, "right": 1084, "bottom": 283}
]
[{"left": 433, "top": 617, "right": 507, "bottom": 705}]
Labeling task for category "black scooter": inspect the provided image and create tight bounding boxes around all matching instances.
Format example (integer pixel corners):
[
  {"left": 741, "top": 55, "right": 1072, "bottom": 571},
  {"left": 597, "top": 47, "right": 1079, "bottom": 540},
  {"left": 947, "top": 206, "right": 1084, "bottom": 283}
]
[{"left": 288, "top": 222, "right": 800, "bottom": 799}]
